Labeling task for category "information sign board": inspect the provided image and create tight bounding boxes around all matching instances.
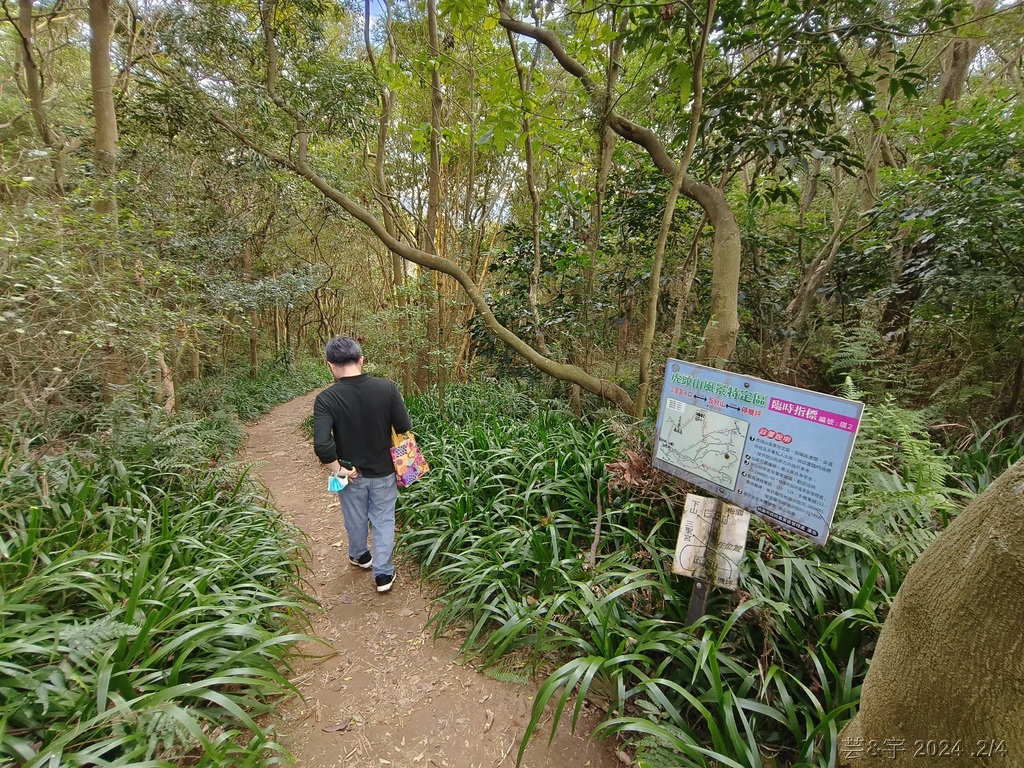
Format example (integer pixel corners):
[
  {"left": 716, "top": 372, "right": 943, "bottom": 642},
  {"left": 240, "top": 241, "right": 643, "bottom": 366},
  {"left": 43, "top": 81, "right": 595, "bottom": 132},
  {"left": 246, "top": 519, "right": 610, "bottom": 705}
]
[
  {"left": 672, "top": 494, "right": 750, "bottom": 590},
  {"left": 653, "top": 359, "right": 864, "bottom": 545}
]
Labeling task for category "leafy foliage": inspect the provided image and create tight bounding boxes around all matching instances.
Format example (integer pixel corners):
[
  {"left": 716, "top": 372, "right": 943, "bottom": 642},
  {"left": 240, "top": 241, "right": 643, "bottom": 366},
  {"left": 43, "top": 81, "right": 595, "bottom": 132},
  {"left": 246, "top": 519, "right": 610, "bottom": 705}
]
[
  {"left": 398, "top": 382, "right": 960, "bottom": 767},
  {"left": 0, "top": 410, "right": 313, "bottom": 766},
  {"left": 4, "top": 0, "right": 1020, "bottom": 763},
  {"left": 947, "top": 417, "right": 1024, "bottom": 494}
]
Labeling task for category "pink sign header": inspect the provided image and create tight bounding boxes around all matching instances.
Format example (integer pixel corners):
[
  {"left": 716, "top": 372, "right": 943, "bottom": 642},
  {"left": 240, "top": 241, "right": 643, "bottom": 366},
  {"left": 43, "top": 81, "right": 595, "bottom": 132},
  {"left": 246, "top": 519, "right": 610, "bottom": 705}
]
[{"left": 769, "top": 397, "right": 859, "bottom": 432}]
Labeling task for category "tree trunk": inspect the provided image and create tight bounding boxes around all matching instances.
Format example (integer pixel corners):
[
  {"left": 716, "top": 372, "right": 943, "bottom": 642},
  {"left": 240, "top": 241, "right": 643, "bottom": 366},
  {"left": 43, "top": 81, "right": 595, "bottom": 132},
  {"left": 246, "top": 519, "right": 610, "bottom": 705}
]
[
  {"left": 692, "top": 184, "right": 740, "bottom": 369},
  {"left": 18, "top": 0, "right": 68, "bottom": 194},
  {"left": 243, "top": 244, "right": 258, "bottom": 377},
  {"left": 936, "top": 0, "right": 995, "bottom": 107},
  {"left": 582, "top": 12, "right": 627, "bottom": 370},
  {"left": 1000, "top": 346, "right": 1023, "bottom": 422},
  {"left": 879, "top": 0, "right": 992, "bottom": 347},
  {"left": 273, "top": 301, "right": 281, "bottom": 353},
  {"left": 425, "top": 0, "right": 444, "bottom": 404},
  {"left": 635, "top": 0, "right": 717, "bottom": 413},
  {"left": 250, "top": 311, "right": 259, "bottom": 375},
  {"left": 89, "top": 0, "right": 118, "bottom": 216},
  {"left": 838, "top": 458, "right": 1024, "bottom": 768},
  {"left": 635, "top": 168, "right": 685, "bottom": 417},
  {"left": 506, "top": 29, "right": 551, "bottom": 356},
  {"left": 781, "top": 196, "right": 860, "bottom": 369},
  {"left": 861, "top": 39, "right": 894, "bottom": 212},
  {"left": 668, "top": 215, "right": 707, "bottom": 355},
  {"left": 366, "top": 0, "right": 413, "bottom": 393},
  {"left": 156, "top": 349, "right": 176, "bottom": 412}
]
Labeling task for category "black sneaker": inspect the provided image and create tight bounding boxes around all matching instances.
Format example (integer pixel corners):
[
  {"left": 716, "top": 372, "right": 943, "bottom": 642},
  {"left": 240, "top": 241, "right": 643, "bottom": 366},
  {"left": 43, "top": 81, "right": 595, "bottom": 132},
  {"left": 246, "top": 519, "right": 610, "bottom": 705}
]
[
  {"left": 375, "top": 573, "right": 395, "bottom": 593},
  {"left": 349, "top": 552, "right": 372, "bottom": 569}
]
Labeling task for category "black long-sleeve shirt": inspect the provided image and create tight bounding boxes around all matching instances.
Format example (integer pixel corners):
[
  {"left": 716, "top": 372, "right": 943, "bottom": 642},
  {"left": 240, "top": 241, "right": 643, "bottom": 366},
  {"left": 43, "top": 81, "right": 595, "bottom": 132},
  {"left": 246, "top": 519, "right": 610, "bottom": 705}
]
[{"left": 313, "top": 374, "right": 412, "bottom": 477}]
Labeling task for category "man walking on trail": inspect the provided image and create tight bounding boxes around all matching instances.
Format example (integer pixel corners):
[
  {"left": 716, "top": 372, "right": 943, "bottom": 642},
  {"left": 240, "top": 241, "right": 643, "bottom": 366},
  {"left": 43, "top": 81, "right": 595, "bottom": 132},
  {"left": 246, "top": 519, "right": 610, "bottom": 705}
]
[{"left": 313, "top": 336, "right": 411, "bottom": 593}]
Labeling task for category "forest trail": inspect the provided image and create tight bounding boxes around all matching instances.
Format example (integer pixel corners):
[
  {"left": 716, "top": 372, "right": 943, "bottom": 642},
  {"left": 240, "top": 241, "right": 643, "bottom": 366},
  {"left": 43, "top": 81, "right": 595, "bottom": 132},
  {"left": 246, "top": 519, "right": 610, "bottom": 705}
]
[{"left": 243, "top": 392, "right": 622, "bottom": 768}]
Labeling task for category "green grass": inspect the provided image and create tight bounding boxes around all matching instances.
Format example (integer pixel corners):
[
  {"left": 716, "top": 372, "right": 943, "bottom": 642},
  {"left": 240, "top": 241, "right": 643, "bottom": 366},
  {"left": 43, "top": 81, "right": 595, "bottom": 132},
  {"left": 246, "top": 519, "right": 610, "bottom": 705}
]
[
  {"left": 1, "top": 367, "right": 323, "bottom": 766},
  {"left": 179, "top": 357, "right": 331, "bottom": 422},
  {"left": 396, "top": 381, "right": 962, "bottom": 768},
  {"left": 947, "top": 416, "right": 1024, "bottom": 494}
]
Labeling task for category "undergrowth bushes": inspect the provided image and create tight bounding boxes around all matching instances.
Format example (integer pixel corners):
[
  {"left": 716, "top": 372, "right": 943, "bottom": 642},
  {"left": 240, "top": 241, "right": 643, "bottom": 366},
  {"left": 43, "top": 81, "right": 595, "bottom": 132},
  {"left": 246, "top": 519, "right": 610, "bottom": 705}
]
[
  {"left": 398, "top": 382, "right": 960, "bottom": 768},
  {"left": 947, "top": 416, "right": 1024, "bottom": 494},
  {"left": 179, "top": 356, "right": 330, "bottom": 422},
  {"left": 0, "top": 359, "right": 326, "bottom": 766}
]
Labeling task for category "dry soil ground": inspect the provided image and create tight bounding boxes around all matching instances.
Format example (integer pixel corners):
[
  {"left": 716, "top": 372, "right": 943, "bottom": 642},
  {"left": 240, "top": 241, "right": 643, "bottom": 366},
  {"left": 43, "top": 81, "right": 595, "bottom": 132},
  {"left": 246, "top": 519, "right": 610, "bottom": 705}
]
[{"left": 243, "top": 392, "right": 623, "bottom": 768}]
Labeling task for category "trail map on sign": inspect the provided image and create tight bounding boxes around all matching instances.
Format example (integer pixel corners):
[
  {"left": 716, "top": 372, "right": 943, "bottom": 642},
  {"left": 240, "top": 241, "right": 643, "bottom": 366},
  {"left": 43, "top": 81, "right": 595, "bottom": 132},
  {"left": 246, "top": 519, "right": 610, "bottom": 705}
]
[{"left": 655, "top": 401, "right": 749, "bottom": 490}]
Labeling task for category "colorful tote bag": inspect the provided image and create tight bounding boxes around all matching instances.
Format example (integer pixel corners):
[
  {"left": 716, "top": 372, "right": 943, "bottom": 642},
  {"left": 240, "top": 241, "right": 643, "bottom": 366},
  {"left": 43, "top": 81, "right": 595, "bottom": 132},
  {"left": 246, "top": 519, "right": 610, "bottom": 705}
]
[{"left": 391, "top": 428, "right": 430, "bottom": 488}]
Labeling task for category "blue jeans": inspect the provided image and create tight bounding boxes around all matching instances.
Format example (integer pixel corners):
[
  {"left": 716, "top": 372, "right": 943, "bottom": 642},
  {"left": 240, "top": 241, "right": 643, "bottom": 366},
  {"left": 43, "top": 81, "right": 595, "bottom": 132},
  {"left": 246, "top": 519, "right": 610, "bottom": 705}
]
[{"left": 337, "top": 473, "right": 398, "bottom": 579}]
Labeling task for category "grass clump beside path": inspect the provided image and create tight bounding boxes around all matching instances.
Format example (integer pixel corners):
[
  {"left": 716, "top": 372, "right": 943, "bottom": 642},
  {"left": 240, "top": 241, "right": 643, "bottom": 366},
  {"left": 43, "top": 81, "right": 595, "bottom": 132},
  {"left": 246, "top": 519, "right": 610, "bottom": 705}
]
[
  {"left": 1, "top": 361, "right": 327, "bottom": 767},
  {"left": 179, "top": 356, "right": 331, "bottom": 423},
  {"left": 397, "top": 382, "right": 961, "bottom": 768}
]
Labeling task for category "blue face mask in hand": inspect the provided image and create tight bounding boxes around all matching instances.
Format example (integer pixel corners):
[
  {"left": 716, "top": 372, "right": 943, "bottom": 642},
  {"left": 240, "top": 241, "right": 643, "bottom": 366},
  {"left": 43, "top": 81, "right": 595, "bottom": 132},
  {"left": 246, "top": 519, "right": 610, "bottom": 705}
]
[{"left": 328, "top": 475, "right": 348, "bottom": 492}]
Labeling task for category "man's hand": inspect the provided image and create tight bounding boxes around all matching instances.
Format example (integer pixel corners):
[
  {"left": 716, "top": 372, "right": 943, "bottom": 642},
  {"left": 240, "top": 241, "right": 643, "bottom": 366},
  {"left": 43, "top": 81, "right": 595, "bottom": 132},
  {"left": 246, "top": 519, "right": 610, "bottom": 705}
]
[{"left": 327, "top": 461, "right": 358, "bottom": 479}]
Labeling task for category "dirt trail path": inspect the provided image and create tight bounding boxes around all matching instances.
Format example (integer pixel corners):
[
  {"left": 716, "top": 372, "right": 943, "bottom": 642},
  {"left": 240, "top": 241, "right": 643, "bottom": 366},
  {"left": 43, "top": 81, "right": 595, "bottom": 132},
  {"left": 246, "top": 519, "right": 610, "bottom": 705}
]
[{"left": 243, "top": 392, "right": 622, "bottom": 768}]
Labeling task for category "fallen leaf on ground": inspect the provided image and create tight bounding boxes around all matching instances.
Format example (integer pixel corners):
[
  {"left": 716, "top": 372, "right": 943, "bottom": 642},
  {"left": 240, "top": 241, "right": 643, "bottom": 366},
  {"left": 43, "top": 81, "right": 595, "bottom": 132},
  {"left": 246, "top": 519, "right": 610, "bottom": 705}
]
[{"left": 322, "top": 719, "right": 351, "bottom": 733}]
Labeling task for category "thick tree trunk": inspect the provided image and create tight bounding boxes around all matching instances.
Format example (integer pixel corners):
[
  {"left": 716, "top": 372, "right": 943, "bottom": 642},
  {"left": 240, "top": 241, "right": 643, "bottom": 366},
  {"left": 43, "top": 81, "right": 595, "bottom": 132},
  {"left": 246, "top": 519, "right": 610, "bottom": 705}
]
[
  {"left": 155, "top": 349, "right": 176, "bottom": 412},
  {"left": 936, "top": 0, "right": 995, "bottom": 108},
  {"left": 838, "top": 458, "right": 1024, "bottom": 768},
  {"left": 692, "top": 184, "right": 740, "bottom": 369}
]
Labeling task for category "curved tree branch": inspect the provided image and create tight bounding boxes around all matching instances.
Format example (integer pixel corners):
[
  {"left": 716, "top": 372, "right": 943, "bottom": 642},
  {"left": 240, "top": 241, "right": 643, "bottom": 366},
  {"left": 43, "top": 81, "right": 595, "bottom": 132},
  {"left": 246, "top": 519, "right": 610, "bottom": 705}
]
[
  {"left": 206, "top": 110, "right": 635, "bottom": 413},
  {"left": 499, "top": 0, "right": 740, "bottom": 370}
]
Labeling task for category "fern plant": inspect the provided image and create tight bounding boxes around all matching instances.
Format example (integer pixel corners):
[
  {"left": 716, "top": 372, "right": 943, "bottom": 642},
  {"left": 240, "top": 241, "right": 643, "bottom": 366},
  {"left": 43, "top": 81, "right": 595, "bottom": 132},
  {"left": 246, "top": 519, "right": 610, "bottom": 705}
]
[{"left": 824, "top": 323, "right": 926, "bottom": 402}]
